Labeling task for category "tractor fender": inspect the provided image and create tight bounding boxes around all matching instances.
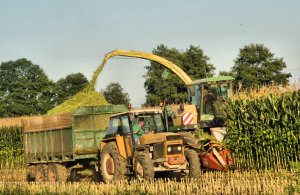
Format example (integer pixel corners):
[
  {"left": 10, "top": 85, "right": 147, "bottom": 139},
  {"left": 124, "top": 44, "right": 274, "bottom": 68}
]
[
  {"left": 100, "top": 136, "right": 127, "bottom": 159},
  {"left": 177, "top": 131, "right": 202, "bottom": 150}
]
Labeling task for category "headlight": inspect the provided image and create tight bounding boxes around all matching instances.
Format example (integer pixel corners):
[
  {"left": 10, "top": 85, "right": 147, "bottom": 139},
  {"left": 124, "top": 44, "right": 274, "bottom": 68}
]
[
  {"left": 167, "top": 147, "right": 172, "bottom": 152},
  {"left": 177, "top": 146, "right": 182, "bottom": 151}
]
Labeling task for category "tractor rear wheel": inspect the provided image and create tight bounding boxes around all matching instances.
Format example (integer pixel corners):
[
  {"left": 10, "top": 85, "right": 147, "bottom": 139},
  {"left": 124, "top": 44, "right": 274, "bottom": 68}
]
[
  {"left": 100, "top": 142, "right": 127, "bottom": 183},
  {"left": 185, "top": 149, "right": 201, "bottom": 179},
  {"left": 134, "top": 152, "right": 154, "bottom": 181}
]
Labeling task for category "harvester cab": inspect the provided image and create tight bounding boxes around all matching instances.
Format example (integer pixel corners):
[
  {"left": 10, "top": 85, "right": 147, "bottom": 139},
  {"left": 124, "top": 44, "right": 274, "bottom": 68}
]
[
  {"left": 188, "top": 75, "right": 234, "bottom": 127},
  {"left": 99, "top": 108, "right": 201, "bottom": 182},
  {"left": 165, "top": 76, "right": 234, "bottom": 130}
]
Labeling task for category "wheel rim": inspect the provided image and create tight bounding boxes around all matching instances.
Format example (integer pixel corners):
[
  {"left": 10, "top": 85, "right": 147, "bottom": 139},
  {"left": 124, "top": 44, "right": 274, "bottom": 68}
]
[
  {"left": 106, "top": 156, "right": 115, "bottom": 175},
  {"left": 102, "top": 154, "right": 115, "bottom": 181},
  {"left": 48, "top": 166, "right": 57, "bottom": 182},
  {"left": 136, "top": 161, "right": 144, "bottom": 180}
]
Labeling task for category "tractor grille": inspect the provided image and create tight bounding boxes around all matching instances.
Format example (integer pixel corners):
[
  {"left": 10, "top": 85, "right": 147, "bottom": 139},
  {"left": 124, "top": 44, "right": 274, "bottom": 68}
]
[
  {"left": 153, "top": 142, "right": 164, "bottom": 159},
  {"left": 167, "top": 144, "right": 183, "bottom": 155}
]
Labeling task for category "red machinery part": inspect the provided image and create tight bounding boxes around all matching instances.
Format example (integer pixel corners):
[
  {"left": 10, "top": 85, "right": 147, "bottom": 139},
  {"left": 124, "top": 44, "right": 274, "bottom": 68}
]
[{"left": 199, "top": 149, "right": 234, "bottom": 171}]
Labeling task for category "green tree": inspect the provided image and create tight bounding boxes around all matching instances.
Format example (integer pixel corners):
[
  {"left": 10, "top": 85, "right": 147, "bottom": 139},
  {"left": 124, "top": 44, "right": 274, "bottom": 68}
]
[
  {"left": 0, "top": 58, "right": 55, "bottom": 117},
  {"left": 101, "top": 82, "right": 130, "bottom": 105},
  {"left": 54, "top": 73, "right": 89, "bottom": 105},
  {"left": 232, "top": 44, "right": 291, "bottom": 88},
  {"left": 144, "top": 45, "right": 215, "bottom": 106},
  {"left": 219, "top": 70, "right": 235, "bottom": 77}
]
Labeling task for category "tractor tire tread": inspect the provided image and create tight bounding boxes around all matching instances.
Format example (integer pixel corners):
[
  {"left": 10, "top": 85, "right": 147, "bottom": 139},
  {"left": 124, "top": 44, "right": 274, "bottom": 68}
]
[
  {"left": 185, "top": 149, "right": 201, "bottom": 179},
  {"left": 100, "top": 142, "right": 127, "bottom": 182},
  {"left": 135, "top": 152, "right": 154, "bottom": 181}
]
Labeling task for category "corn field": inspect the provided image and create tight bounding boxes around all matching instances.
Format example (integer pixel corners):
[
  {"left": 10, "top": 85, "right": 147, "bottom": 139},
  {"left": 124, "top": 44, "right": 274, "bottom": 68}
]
[
  {"left": 0, "top": 168, "right": 299, "bottom": 194},
  {"left": 225, "top": 86, "right": 300, "bottom": 169},
  {"left": 0, "top": 126, "right": 23, "bottom": 168}
]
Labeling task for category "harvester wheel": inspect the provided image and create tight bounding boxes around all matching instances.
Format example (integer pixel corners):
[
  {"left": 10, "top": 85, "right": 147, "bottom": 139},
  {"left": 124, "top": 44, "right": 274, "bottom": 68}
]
[
  {"left": 185, "top": 149, "right": 201, "bottom": 179},
  {"left": 34, "top": 164, "right": 47, "bottom": 182},
  {"left": 134, "top": 152, "right": 154, "bottom": 181},
  {"left": 100, "top": 142, "right": 127, "bottom": 183},
  {"left": 47, "top": 163, "right": 68, "bottom": 182}
]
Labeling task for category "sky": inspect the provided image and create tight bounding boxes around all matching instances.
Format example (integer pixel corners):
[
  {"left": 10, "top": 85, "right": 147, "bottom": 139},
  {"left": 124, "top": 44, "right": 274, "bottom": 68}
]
[{"left": 1, "top": 0, "right": 299, "bottom": 107}]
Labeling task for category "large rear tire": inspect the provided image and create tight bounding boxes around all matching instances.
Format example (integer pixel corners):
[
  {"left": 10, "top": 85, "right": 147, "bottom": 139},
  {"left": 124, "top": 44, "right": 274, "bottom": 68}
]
[
  {"left": 134, "top": 152, "right": 154, "bottom": 181},
  {"left": 100, "top": 142, "right": 127, "bottom": 183},
  {"left": 185, "top": 149, "right": 201, "bottom": 179}
]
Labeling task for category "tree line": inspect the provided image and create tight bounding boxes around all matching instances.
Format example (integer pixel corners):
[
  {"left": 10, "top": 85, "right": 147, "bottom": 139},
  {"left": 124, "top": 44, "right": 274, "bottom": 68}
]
[{"left": 0, "top": 43, "right": 291, "bottom": 117}]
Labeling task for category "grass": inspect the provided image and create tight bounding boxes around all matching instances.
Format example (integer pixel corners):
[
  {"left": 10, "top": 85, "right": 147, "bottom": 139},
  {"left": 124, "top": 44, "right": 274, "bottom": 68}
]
[{"left": 0, "top": 168, "right": 298, "bottom": 194}]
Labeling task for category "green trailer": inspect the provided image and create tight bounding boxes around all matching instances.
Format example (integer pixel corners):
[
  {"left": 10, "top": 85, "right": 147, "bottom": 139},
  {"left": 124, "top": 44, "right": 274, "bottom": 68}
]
[{"left": 23, "top": 105, "right": 128, "bottom": 182}]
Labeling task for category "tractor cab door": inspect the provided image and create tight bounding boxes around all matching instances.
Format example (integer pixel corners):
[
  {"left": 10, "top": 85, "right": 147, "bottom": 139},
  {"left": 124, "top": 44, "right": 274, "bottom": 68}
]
[{"left": 120, "top": 115, "right": 134, "bottom": 158}]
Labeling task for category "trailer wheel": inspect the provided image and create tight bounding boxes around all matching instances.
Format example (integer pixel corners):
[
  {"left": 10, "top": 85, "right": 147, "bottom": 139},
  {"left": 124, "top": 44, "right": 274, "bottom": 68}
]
[
  {"left": 100, "top": 142, "right": 127, "bottom": 182},
  {"left": 34, "top": 164, "right": 47, "bottom": 182},
  {"left": 69, "top": 169, "right": 81, "bottom": 182},
  {"left": 185, "top": 149, "right": 201, "bottom": 179},
  {"left": 26, "top": 166, "right": 35, "bottom": 182},
  {"left": 47, "top": 163, "right": 68, "bottom": 182},
  {"left": 134, "top": 152, "right": 154, "bottom": 181},
  {"left": 56, "top": 163, "right": 68, "bottom": 182}
]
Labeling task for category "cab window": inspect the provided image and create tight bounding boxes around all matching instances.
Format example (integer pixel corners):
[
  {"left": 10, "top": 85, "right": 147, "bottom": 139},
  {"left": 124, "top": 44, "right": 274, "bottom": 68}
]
[
  {"left": 217, "top": 84, "right": 230, "bottom": 99},
  {"left": 154, "top": 114, "right": 165, "bottom": 132},
  {"left": 121, "top": 115, "right": 130, "bottom": 134},
  {"left": 106, "top": 117, "right": 121, "bottom": 135},
  {"left": 189, "top": 84, "right": 200, "bottom": 106}
]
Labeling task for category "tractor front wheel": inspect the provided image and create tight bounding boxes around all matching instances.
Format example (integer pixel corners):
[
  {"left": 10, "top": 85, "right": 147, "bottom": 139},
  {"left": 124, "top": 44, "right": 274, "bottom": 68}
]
[
  {"left": 134, "top": 152, "right": 154, "bottom": 181},
  {"left": 185, "top": 149, "right": 201, "bottom": 179},
  {"left": 100, "top": 142, "right": 127, "bottom": 183}
]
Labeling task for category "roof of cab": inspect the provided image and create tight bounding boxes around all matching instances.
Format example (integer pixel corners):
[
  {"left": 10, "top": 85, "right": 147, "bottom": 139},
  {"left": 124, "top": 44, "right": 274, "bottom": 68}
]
[
  {"left": 190, "top": 76, "right": 234, "bottom": 85},
  {"left": 110, "top": 107, "right": 162, "bottom": 118}
]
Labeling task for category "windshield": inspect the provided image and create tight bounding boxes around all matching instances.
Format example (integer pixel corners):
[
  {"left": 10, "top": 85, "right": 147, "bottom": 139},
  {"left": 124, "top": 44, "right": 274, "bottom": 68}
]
[
  {"left": 202, "top": 84, "right": 228, "bottom": 119},
  {"left": 133, "top": 113, "right": 165, "bottom": 133}
]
